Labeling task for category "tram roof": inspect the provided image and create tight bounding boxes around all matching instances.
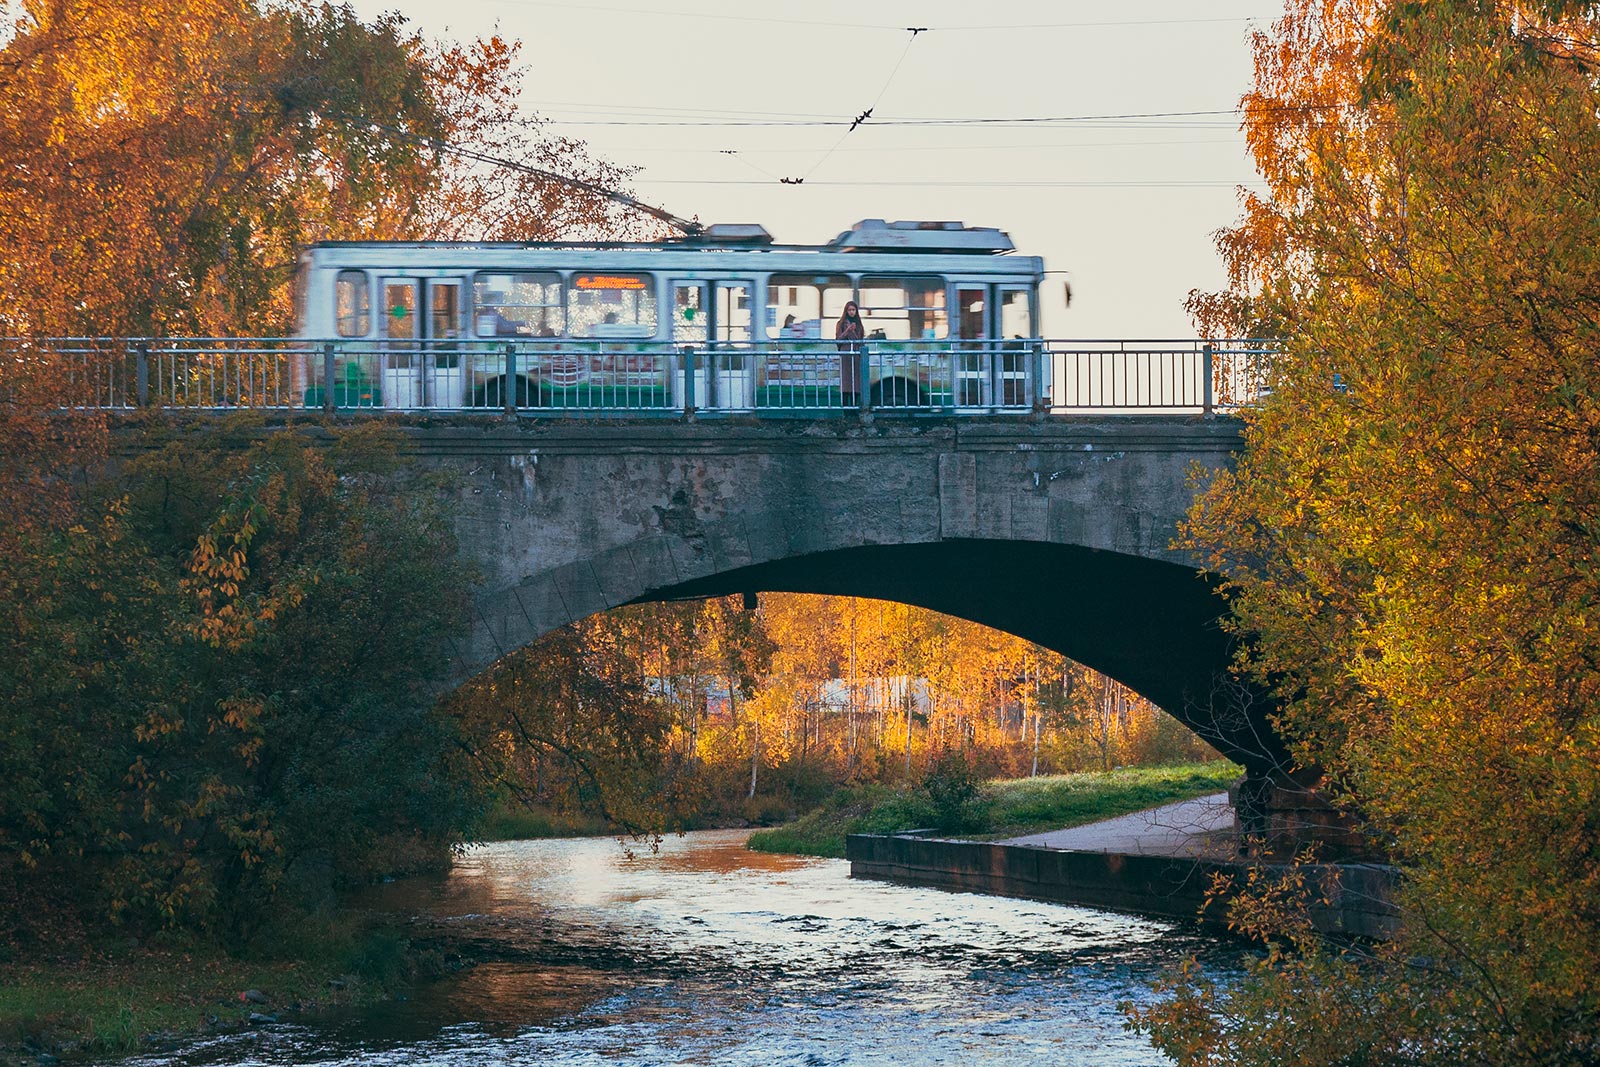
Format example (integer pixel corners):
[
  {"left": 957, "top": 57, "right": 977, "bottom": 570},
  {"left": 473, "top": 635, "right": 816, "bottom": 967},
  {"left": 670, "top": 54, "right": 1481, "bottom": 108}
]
[{"left": 308, "top": 220, "right": 1022, "bottom": 256}]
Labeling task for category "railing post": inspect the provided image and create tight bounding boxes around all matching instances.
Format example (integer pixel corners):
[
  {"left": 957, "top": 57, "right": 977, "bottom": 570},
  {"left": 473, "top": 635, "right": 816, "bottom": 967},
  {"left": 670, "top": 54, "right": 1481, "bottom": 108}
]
[
  {"left": 135, "top": 341, "right": 150, "bottom": 408},
  {"left": 682, "top": 346, "right": 697, "bottom": 420},
  {"left": 704, "top": 343, "right": 718, "bottom": 410},
  {"left": 322, "top": 342, "right": 336, "bottom": 415},
  {"left": 1030, "top": 342, "right": 1048, "bottom": 418},
  {"left": 858, "top": 344, "right": 871, "bottom": 416},
  {"left": 503, "top": 343, "right": 518, "bottom": 416},
  {"left": 1202, "top": 343, "right": 1215, "bottom": 417},
  {"left": 988, "top": 343, "right": 999, "bottom": 415}
]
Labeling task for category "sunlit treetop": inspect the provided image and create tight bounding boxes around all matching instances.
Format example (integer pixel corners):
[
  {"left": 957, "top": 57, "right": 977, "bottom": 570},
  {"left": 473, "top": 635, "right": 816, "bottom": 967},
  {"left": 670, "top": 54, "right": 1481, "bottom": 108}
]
[{"left": 0, "top": 0, "right": 653, "bottom": 337}]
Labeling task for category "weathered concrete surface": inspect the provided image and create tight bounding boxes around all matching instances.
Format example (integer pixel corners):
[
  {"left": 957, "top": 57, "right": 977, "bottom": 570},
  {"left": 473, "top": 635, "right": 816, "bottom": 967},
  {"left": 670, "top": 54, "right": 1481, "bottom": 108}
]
[
  {"left": 846, "top": 829, "right": 1400, "bottom": 939},
  {"left": 381, "top": 415, "right": 1287, "bottom": 774}
]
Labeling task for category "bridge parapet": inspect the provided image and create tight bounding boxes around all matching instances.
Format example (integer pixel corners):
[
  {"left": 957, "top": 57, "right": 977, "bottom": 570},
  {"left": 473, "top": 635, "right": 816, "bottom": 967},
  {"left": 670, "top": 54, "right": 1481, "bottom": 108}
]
[{"left": 28, "top": 337, "right": 1279, "bottom": 417}]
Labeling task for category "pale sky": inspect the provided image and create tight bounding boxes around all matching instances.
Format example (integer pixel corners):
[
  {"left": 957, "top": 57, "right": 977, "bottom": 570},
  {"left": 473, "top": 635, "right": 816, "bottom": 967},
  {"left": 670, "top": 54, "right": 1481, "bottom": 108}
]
[{"left": 349, "top": 0, "right": 1272, "bottom": 337}]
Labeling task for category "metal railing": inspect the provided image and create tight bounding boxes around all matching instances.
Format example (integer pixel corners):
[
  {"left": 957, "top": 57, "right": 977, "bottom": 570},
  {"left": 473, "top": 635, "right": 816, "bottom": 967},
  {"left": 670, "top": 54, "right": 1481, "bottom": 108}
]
[
  {"left": 5, "top": 337, "right": 1281, "bottom": 416},
  {"left": 1050, "top": 338, "right": 1279, "bottom": 412}
]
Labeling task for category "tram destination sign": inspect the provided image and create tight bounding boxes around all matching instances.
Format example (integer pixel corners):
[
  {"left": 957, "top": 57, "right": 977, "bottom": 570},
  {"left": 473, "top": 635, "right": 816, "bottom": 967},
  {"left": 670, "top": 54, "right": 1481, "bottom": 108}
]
[{"left": 575, "top": 274, "right": 648, "bottom": 291}]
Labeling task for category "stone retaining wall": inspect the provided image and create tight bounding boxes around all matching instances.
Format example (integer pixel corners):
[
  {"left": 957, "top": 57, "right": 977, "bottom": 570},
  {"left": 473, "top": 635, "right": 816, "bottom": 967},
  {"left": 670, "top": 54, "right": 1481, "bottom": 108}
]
[{"left": 846, "top": 833, "right": 1399, "bottom": 939}]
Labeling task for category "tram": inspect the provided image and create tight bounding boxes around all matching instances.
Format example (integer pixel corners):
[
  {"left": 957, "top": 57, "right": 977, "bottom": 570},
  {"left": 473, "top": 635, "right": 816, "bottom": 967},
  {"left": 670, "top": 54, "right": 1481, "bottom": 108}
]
[{"left": 293, "top": 219, "right": 1046, "bottom": 413}]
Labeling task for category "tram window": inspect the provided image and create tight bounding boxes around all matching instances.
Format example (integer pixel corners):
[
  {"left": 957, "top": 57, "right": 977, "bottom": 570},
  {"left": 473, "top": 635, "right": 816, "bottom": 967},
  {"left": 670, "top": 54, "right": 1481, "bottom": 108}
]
[
  {"left": 475, "top": 272, "right": 563, "bottom": 337},
  {"left": 1001, "top": 288, "right": 1033, "bottom": 338},
  {"left": 335, "top": 270, "right": 369, "bottom": 337},
  {"left": 672, "top": 283, "right": 707, "bottom": 344},
  {"left": 567, "top": 272, "right": 656, "bottom": 337},
  {"left": 767, "top": 274, "right": 851, "bottom": 338},
  {"left": 860, "top": 276, "right": 947, "bottom": 340}
]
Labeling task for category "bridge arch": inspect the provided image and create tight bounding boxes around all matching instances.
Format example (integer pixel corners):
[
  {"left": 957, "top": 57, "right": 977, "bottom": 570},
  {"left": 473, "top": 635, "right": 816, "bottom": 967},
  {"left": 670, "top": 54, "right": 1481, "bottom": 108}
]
[{"left": 438, "top": 418, "right": 1285, "bottom": 774}]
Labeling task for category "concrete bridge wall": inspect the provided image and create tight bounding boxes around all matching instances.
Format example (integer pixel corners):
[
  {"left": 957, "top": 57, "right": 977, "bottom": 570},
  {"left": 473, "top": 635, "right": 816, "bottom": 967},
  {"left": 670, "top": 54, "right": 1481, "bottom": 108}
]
[{"left": 390, "top": 416, "right": 1284, "bottom": 773}]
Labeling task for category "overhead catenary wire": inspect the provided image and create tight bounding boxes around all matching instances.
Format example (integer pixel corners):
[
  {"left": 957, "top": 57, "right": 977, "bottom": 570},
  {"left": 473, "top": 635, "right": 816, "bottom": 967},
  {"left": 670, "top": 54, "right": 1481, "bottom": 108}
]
[
  {"left": 793, "top": 26, "right": 925, "bottom": 183},
  {"left": 717, "top": 149, "right": 786, "bottom": 182},
  {"left": 528, "top": 105, "right": 1353, "bottom": 129},
  {"left": 345, "top": 111, "right": 1262, "bottom": 213},
  {"left": 608, "top": 137, "right": 1242, "bottom": 155},
  {"left": 341, "top": 91, "right": 1333, "bottom": 218},
  {"left": 472, "top": 1, "right": 1264, "bottom": 34},
  {"left": 350, "top": 116, "right": 704, "bottom": 235},
  {"left": 634, "top": 178, "right": 1265, "bottom": 188}
]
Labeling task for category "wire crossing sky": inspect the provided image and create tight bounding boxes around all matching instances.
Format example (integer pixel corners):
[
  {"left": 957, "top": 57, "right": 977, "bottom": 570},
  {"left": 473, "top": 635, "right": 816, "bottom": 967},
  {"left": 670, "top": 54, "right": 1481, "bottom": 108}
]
[{"left": 348, "top": 0, "right": 1271, "bottom": 336}]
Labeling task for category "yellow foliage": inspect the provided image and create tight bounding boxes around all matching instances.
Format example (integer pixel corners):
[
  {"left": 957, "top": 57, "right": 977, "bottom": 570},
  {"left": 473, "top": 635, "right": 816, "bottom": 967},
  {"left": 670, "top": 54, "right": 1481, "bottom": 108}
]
[{"left": 1156, "top": 1, "right": 1600, "bottom": 1062}]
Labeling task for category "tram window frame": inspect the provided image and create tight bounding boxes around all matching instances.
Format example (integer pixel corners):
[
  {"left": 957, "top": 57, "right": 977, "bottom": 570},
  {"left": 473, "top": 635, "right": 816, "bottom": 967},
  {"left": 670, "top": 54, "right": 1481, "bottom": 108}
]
[
  {"left": 335, "top": 270, "right": 370, "bottom": 338},
  {"left": 474, "top": 271, "right": 564, "bottom": 338},
  {"left": 1000, "top": 286, "right": 1034, "bottom": 339},
  {"left": 567, "top": 272, "right": 657, "bottom": 337},
  {"left": 859, "top": 275, "right": 948, "bottom": 340},
  {"left": 766, "top": 274, "right": 853, "bottom": 339}
]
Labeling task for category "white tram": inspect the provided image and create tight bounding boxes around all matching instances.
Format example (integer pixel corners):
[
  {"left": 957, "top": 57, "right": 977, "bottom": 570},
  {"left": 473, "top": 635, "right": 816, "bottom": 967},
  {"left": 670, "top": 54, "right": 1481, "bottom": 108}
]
[{"left": 294, "top": 219, "right": 1045, "bottom": 412}]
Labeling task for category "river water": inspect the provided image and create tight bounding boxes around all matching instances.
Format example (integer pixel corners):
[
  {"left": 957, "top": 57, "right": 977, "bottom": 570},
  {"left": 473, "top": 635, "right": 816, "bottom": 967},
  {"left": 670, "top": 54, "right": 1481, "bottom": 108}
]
[{"left": 122, "top": 830, "right": 1246, "bottom": 1066}]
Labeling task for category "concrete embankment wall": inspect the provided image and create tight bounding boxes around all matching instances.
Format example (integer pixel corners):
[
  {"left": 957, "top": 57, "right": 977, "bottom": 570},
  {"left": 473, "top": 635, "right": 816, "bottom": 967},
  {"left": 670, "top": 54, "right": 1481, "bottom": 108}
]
[{"left": 846, "top": 833, "right": 1399, "bottom": 939}]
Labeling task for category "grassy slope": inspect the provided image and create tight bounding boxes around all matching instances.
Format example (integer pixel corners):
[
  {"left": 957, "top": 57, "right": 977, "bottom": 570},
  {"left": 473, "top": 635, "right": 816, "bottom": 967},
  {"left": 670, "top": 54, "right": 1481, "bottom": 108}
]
[{"left": 746, "top": 762, "right": 1240, "bottom": 859}]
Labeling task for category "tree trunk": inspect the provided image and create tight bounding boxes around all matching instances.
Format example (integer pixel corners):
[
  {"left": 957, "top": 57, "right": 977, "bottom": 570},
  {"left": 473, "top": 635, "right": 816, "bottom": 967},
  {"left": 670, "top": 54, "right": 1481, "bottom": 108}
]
[
  {"left": 904, "top": 686, "right": 913, "bottom": 776},
  {"left": 748, "top": 716, "right": 760, "bottom": 799}
]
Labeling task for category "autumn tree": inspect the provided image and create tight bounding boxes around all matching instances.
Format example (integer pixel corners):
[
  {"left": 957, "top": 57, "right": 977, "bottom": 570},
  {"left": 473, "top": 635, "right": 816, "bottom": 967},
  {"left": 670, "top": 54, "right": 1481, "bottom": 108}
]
[
  {"left": 1137, "top": 1, "right": 1600, "bottom": 1063},
  {"left": 446, "top": 619, "right": 679, "bottom": 834},
  {"left": 0, "top": 425, "right": 479, "bottom": 941},
  {"left": 418, "top": 34, "right": 660, "bottom": 244},
  {"left": 0, "top": 0, "right": 653, "bottom": 338}
]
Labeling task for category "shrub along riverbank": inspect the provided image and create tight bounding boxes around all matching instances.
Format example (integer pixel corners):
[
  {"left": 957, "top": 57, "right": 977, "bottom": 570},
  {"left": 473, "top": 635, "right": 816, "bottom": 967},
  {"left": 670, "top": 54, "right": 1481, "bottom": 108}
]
[{"left": 746, "top": 762, "right": 1241, "bottom": 858}]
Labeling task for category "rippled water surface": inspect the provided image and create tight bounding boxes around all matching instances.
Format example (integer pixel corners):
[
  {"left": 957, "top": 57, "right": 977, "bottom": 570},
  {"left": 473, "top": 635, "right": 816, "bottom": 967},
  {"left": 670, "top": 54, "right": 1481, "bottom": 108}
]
[{"left": 123, "top": 830, "right": 1246, "bottom": 1066}]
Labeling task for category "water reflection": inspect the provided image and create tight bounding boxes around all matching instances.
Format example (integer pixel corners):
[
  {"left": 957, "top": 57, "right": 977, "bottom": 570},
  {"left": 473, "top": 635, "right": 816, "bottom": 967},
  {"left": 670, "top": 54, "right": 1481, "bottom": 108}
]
[{"left": 121, "top": 830, "right": 1246, "bottom": 1066}]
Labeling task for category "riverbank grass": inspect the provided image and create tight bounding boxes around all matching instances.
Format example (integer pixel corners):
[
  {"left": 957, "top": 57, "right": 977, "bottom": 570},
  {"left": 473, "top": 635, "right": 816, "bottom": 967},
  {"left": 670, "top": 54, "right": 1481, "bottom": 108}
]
[
  {"left": 0, "top": 921, "right": 413, "bottom": 1058},
  {"left": 475, "top": 801, "right": 613, "bottom": 841},
  {"left": 747, "top": 762, "right": 1240, "bottom": 858}
]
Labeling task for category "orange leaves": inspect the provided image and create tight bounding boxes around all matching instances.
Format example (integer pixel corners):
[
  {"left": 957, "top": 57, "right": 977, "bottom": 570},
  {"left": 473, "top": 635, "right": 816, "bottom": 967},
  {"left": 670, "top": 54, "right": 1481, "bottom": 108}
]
[
  {"left": 182, "top": 507, "right": 260, "bottom": 652},
  {"left": 0, "top": 0, "right": 649, "bottom": 338}
]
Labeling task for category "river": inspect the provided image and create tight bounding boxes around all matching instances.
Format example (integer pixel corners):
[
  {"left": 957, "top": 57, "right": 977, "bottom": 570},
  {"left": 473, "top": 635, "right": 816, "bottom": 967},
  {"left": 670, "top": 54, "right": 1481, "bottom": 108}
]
[{"left": 120, "top": 830, "right": 1247, "bottom": 1066}]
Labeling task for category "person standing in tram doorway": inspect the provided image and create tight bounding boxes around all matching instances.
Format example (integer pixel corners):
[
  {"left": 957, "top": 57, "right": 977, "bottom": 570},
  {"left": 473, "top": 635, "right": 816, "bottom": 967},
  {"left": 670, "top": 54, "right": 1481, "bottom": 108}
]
[{"left": 835, "top": 300, "right": 865, "bottom": 406}]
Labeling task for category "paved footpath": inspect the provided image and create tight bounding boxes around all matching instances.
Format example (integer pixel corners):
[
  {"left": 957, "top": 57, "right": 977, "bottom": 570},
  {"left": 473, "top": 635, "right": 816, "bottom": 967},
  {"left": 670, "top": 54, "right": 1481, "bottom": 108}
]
[{"left": 999, "top": 792, "right": 1239, "bottom": 860}]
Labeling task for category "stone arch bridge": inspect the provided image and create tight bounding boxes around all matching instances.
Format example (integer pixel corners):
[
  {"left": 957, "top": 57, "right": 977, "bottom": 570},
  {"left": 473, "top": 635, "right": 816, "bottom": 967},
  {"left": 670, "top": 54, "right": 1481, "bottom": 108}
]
[{"left": 403, "top": 417, "right": 1287, "bottom": 777}]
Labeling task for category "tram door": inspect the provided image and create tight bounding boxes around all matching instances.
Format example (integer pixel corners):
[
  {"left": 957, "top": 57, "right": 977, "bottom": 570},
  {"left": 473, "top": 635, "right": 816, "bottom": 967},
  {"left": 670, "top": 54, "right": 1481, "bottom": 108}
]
[
  {"left": 426, "top": 280, "right": 465, "bottom": 409},
  {"left": 670, "top": 281, "right": 708, "bottom": 410},
  {"left": 711, "top": 280, "right": 754, "bottom": 409},
  {"left": 997, "top": 285, "right": 1034, "bottom": 407},
  {"left": 380, "top": 277, "right": 464, "bottom": 408},
  {"left": 954, "top": 285, "right": 991, "bottom": 407}
]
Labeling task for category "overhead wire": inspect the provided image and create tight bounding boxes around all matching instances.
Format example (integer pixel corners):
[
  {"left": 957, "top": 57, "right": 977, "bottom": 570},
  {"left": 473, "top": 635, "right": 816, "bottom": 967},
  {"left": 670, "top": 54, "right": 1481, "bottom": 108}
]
[
  {"left": 517, "top": 102, "right": 841, "bottom": 121},
  {"left": 346, "top": 115, "right": 704, "bottom": 234},
  {"left": 384, "top": 3, "right": 1319, "bottom": 195},
  {"left": 797, "top": 26, "right": 925, "bottom": 183},
  {"left": 717, "top": 149, "right": 786, "bottom": 181},
  {"left": 606, "top": 138, "right": 1241, "bottom": 155},
  {"left": 634, "top": 178, "right": 1263, "bottom": 188},
  {"left": 343, "top": 111, "right": 1261, "bottom": 210},
  {"left": 471, "top": 1, "right": 1264, "bottom": 34},
  {"left": 527, "top": 105, "right": 1349, "bottom": 129}
]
